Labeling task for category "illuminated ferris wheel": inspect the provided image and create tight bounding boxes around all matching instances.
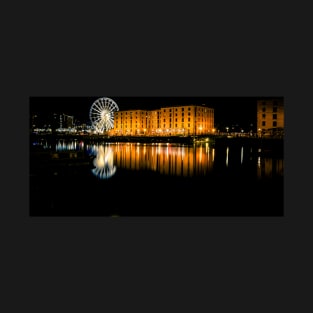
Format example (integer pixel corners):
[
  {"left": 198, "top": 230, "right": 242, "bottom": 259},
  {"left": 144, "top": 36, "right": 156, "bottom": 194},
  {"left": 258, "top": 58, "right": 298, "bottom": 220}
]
[{"left": 89, "top": 97, "right": 119, "bottom": 133}]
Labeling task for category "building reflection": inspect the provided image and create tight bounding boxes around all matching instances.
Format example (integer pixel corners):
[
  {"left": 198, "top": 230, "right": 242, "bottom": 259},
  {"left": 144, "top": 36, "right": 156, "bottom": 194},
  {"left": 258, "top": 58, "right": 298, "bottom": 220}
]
[
  {"left": 56, "top": 140, "right": 84, "bottom": 151},
  {"left": 34, "top": 140, "right": 283, "bottom": 179},
  {"left": 113, "top": 142, "right": 214, "bottom": 177},
  {"left": 257, "top": 157, "right": 284, "bottom": 178}
]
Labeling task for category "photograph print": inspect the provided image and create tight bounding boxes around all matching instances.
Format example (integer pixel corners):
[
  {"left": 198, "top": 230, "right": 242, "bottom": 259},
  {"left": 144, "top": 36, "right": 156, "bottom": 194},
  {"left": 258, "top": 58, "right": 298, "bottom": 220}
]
[{"left": 29, "top": 96, "right": 284, "bottom": 217}]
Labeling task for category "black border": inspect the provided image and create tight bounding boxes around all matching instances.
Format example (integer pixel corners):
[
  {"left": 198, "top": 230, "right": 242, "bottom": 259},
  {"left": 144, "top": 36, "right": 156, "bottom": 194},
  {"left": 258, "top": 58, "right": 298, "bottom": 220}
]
[{"left": 5, "top": 2, "right": 310, "bottom": 309}]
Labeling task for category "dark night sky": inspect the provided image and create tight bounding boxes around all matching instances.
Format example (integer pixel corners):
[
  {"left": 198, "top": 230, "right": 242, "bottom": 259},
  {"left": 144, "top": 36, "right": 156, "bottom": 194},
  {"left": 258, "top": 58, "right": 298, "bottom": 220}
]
[{"left": 29, "top": 96, "right": 281, "bottom": 129}]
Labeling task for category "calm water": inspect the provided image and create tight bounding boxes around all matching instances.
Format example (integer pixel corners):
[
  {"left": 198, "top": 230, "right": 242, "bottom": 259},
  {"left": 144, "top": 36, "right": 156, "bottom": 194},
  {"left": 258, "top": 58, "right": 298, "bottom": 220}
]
[{"left": 29, "top": 138, "right": 284, "bottom": 216}]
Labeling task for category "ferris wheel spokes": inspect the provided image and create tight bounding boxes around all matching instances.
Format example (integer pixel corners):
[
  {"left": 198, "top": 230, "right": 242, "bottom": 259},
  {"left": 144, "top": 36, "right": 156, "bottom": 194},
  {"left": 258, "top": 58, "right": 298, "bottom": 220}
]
[{"left": 89, "top": 97, "right": 119, "bottom": 133}]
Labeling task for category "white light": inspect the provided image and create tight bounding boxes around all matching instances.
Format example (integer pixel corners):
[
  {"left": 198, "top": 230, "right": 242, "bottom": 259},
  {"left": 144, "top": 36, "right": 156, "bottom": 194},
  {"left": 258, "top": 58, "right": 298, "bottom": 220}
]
[
  {"left": 92, "top": 146, "right": 116, "bottom": 179},
  {"left": 241, "top": 146, "right": 244, "bottom": 164},
  {"left": 89, "top": 97, "right": 119, "bottom": 133},
  {"left": 226, "top": 147, "right": 229, "bottom": 167}
]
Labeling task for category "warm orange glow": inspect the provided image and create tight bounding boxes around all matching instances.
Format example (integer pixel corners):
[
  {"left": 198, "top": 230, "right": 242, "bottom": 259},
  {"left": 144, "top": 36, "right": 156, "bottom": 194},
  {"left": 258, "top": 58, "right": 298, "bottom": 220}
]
[
  {"left": 109, "top": 105, "right": 214, "bottom": 136},
  {"left": 110, "top": 143, "right": 214, "bottom": 176}
]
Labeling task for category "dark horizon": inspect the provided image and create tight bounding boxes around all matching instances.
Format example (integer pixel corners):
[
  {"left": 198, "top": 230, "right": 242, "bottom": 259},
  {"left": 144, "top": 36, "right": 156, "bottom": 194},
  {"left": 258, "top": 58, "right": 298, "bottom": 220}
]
[{"left": 29, "top": 96, "right": 283, "bottom": 129}]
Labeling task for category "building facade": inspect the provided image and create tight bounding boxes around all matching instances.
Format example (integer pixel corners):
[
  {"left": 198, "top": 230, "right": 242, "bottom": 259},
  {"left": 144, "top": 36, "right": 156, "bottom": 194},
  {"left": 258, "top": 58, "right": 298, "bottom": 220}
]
[
  {"left": 111, "top": 110, "right": 150, "bottom": 136},
  {"left": 257, "top": 98, "right": 284, "bottom": 136},
  {"left": 109, "top": 104, "right": 214, "bottom": 136}
]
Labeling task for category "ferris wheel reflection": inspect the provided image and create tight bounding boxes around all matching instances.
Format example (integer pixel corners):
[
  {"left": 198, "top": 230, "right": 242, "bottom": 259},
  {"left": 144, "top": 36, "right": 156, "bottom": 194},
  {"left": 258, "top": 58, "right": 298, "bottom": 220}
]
[{"left": 91, "top": 146, "right": 117, "bottom": 179}]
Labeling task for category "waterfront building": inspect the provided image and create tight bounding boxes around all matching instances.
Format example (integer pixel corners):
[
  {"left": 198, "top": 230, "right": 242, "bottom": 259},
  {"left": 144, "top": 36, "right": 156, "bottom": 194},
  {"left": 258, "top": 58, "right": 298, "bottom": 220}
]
[
  {"left": 257, "top": 98, "right": 284, "bottom": 136},
  {"left": 111, "top": 109, "right": 150, "bottom": 136},
  {"left": 109, "top": 104, "right": 214, "bottom": 136}
]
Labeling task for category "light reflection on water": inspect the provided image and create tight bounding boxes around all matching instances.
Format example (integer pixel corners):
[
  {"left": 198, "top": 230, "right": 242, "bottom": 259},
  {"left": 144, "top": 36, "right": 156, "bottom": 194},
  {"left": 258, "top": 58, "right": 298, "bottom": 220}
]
[
  {"left": 33, "top": 140, "right": 283, "bottom": 179},
  {"left": 111, "top": 142, "right": 215, "bottom": 177},
  {"left": 91, "top": 146, "right": 116, "bottom": 179}
]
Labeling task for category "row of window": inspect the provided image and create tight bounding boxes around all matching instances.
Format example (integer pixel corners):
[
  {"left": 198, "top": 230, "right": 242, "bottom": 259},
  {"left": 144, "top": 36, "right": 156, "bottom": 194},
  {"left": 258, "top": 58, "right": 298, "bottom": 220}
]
[
  {"left": 163, "top": 107, "right": 192, "bottom": 112},
  {"left": 117, "top": 107, "right": 212, "bottom": 115},
  {"left": 118, "top": 112, "right": 210, "bottom": 119},
  {"left": 116, "top": 116, "right": 207, "bottom": 123},
  {"left": 262, "top": 107, "right": 278, "bottom": 112},
  {"left": 118, "top": 118, "right": 208, "bottom": 128},
  {"left": 116, "top": 123, "right": 201, "bottom": 129},
  {"left": 262, "top": 121, "right": 278, "bottom": 127},
  {"left": 261, "top": 114, "right": 278, "bottom": 119}
]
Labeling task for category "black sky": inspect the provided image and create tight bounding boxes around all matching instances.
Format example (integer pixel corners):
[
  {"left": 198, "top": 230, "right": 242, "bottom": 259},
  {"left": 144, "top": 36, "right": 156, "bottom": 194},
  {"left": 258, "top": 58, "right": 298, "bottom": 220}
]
[{"left": 29, "top": 96, "right": 282, "bottom": 129}]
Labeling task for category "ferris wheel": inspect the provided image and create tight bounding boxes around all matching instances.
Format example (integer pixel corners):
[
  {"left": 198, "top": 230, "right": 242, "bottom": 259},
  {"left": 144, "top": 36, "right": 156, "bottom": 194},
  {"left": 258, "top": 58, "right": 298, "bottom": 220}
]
[{"left": 89, "top": 97, "right": 119, "bottom": 133}]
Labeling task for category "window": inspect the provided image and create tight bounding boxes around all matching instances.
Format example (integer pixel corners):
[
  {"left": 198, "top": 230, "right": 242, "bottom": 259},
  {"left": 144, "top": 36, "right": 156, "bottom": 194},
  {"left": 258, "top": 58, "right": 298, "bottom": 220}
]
[
  {"left": 188, "top": 118, "right": 190, "bottom": 122},
  {"left": 273, "top": 121, "right": 277, "bottom": 127},
  {"left": 262, "top": 108, "right": 266, "bottom": 112},
  {"left": 175, "top": 118, "right": 177, "bottom": 122},
  {"left": 182, "top": 118, "right": 184, "bottom": 122},
  {"left": 262, "top": 121, "right": 266, "bottom": 126},
  {"left": 188, "top": 107, "right": 191, "bottom": 111},
  {"left": 273, "top": 114, "right": 277, "bottom": 119},
  {"left": 188, "top": 123, "right": 190, "bottom": 127},
  {"left": 262, "top": 114, "right": 266, "bottom": 118},
  {"left": 273, "top": 107, "right": 278, "bottom": 112}
]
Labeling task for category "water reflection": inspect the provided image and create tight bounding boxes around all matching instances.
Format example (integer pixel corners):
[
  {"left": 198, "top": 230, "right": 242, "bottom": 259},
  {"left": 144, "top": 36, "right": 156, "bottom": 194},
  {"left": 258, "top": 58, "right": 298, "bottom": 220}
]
[
  {"left": 32, "top": 140, "right": 283, "bottom": 179},
  {"left": 91, "top": 146, "right": 117, "bottom": 179},
  {"left": 113, "top": 143, "right": 215, "bottom": 177},
  {"left": 56, "top": 140, "right": 84, "bottom": 151},
  {"left": 257, "top": 157, "right": 284, "bottom": 178}
]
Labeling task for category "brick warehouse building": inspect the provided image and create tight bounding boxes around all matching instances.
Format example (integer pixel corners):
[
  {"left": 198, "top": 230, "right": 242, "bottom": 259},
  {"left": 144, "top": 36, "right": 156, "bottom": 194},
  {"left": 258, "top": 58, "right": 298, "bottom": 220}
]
[
  {"left": 109, "top": 104, "right": 214, "bottom": 136},
  {"left": 257, "top": 98, "right": 284, "bottom": 137}
]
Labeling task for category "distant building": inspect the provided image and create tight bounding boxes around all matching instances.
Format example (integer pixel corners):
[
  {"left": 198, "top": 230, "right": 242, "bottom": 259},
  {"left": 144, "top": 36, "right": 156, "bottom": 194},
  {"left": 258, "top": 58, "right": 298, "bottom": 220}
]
[
  {"left": 62, "top": 114, "right": 74, "bottom": 129},
  {"left": 49, "top": 113, "right": 75, "bottom": 130},
  {"left": 257, "top": 98, "right": 284, "bottom": 137},
  {"left": 30, "top": 114, "right": 38, "bottom": 129},
  {"left": 109, "top": 104, "right": 214, "bottom": 136}
]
